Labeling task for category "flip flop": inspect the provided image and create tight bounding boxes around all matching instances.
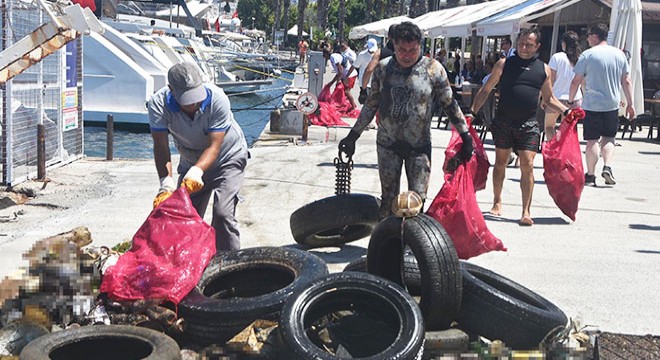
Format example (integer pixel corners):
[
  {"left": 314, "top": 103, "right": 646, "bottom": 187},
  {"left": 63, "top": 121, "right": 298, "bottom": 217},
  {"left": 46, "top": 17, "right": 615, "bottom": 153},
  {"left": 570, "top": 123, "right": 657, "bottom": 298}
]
[{"left": 519, "top": 216, "right": 534, "bottom": 226}]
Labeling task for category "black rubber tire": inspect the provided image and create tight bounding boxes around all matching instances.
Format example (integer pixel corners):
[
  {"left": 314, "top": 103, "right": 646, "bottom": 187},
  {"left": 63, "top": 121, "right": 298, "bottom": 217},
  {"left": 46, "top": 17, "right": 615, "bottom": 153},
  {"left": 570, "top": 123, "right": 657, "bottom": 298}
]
[
  {"left": 290, "top": 194, "right": 380, "bottom": 247},
  {"left": 279, "top": 272, "right": 425, "bottom": 360},
  {"left": 343, "top": 254, "right": 423, "bottom": 297},
  {"left": 457, "top": 262, "right": 568, "bottom": 349},
  {"left": 19, "top": 325, "right": 180, "bottom": 360},
  {"left": 367, "top": 214, "right": 462, "bottom": 330},
  {"left": 342, "top": 257, "right": 367, "bottom": 272},
  {"left": 179, "top": 246, "right": 328, "bottom": 345}
]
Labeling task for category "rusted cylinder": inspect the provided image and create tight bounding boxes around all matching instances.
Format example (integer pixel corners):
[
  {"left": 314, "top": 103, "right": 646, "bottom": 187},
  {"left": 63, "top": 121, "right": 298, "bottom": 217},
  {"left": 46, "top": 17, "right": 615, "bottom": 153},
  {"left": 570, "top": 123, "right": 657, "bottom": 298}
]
[
  {"left": 106, "top": 114, "right": 114, "bottom": 161},
  {"left": 145, "top": 306, "right": 177, "bottom": 326},
  {"left": 37, "top": 124, "right": 46, "bottom": 179}
]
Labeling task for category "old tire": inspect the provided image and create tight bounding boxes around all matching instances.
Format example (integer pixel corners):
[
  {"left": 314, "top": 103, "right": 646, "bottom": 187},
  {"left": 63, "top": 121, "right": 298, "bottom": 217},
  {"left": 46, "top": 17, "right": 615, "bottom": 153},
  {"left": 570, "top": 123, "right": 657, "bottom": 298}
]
[
  {"left": 344, "top": 254, "right": 422, "bottom": 296},
  {"left": 367, "top": 214, "right": 461, "bottom": 330},
  {"left": 290, "top": 194, "right": 380, "bottom": 247},
  {"left": 279, "top": 272, "right": 425, "bottom": 360},
  {"left": 19, "top": 325, "right": 180, "bottom": 360},
  {"left": 179, "top": 246, "right": 328, "bottom": 345},
  {"left": 458, "top": 262, "right": 568, "bottom": 349}
]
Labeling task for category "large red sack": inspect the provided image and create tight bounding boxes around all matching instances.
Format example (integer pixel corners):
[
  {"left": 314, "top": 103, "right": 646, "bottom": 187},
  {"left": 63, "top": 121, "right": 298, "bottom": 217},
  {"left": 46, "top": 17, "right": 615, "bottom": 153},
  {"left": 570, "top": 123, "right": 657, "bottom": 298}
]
[
  {"left": 100, "top": 187, "right": 216, "bottom": 304},
  {"left": 442, "top": 122, "right": 490, "bottom": 191},
  {"left": 309, "top": 102, "right": 349, "bottom": 127},
  {"left": 541, "top": 108, "right": 586, "bottom": 221},
  {"left": 427, "top": 164, "right": 506, "bottom": 260}
]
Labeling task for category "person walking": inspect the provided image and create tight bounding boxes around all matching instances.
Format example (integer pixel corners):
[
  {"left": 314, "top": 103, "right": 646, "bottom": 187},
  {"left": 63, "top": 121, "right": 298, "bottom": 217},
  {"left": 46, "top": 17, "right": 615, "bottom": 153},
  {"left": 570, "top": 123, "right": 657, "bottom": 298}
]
[
  {"left": 149, "top": 62, "right": 249, "bottom": 251},
  {"left": 298, "top": 39, "right": 309, "bottom": 66},
  {"left": 569, "top": 23, "right": 635, "bottom": 186},
  {"left": 471, "top": 28, "right": 569, "bottom": 226},
  {"left": 544, "top": 31, "right": 583, "bottom": 140},
  {"left": 352, "top": 38, "right": 378, "bottom": 105},
  {"left": 338, "top": 22, "right": 473, "bottom": 219}
]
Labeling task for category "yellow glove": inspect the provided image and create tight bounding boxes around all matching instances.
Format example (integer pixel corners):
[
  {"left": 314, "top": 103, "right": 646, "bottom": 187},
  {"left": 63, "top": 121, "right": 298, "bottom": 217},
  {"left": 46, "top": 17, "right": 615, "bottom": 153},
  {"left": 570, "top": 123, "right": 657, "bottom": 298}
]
[
  {"left": 153, "top": 176, "right": 176, "bottom": 208},
  {"left": 153, "top": 191, "right": 172, "bottom": 208},
  {"left": 181, "top": 166, "right": 204, "bottom": 193}
]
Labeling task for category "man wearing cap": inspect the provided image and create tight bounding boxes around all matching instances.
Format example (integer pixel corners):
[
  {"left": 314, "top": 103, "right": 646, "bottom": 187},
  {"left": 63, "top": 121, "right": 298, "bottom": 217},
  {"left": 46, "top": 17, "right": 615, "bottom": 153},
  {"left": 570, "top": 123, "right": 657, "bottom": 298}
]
[
  {"left": 148, "top": 62, "right": 249, "bottom": 251},
  {"left": 323, "top": 44, "right": 359, "bottom": 111},
  {"left": 351, "top": 38, "right": 378, "bottom": 105}
]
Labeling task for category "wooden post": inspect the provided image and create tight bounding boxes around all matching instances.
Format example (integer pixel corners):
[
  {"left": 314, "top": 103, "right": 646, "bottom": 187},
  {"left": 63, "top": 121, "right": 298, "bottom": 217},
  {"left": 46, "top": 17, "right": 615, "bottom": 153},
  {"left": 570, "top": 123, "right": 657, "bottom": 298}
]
[
  {"left": 106, "top": 114, "right": 114, "bottom": 161},
  {"left": 37, "top": 123, "right": 46, "bottom": 179},
  {"left": 302, "top": 113, "right": 309, "bottom": 143}
]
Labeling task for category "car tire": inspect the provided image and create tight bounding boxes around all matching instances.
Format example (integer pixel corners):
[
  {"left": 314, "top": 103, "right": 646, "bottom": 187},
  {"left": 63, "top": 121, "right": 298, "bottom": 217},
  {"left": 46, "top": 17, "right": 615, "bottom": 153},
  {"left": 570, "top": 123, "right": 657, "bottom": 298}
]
[
  {"left": 458, "top": 262, "right": 568, "bottom": 349},
  {"left": 279, "top": 272, "right": 425, "bottom": 360},
  {"left": 290, "top": 194, "right": 380, "bottom": 247},
  {"left": 367, "top": 214, "right": 461, "bottom": 330},
  {"left": 19, "top": 325, "right": 180, "bottom": 360},
  {"left": 179, "top": 246, "right": 328, "bottom": 345}
]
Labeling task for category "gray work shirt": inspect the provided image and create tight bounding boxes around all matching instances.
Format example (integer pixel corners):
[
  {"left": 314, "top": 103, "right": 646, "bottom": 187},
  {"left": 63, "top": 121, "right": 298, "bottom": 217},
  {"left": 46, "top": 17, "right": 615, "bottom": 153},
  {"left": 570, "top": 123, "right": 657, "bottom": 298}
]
[{"left": 148, "top": 83, "right": 247, "bottom": 168}]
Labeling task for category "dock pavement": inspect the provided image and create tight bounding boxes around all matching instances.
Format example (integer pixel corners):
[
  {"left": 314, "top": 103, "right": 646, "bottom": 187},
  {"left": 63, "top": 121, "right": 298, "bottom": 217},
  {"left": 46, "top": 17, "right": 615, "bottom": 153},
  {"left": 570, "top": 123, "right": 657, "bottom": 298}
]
[{"left": 1, "top": 64, "right": 659, "bottom": 337}]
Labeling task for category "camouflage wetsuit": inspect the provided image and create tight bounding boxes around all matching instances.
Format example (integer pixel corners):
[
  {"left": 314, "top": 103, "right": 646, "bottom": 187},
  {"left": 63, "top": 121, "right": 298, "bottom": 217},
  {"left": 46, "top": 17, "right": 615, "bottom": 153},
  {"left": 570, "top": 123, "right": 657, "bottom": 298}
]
[{"left": 352, "top": 56, "right": 469, "bottom": 218}]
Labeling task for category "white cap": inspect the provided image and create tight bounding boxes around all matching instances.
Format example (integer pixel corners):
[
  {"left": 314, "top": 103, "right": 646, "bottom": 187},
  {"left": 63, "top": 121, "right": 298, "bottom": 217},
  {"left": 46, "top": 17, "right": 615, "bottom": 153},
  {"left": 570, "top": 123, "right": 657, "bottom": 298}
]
[{"left": 365, "top": 38, "right": 378, "bottom": 52}]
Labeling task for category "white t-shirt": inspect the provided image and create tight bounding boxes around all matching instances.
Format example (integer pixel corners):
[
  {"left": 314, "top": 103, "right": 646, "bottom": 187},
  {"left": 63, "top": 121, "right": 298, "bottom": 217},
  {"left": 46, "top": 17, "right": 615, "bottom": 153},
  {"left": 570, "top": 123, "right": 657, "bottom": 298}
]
[
  {"left": 330, "top": 53, "right": 357, "bottom": 79},
  {"left": 352, "top": 49, "right": 375, "bottom": 87},
  {"left": 548, "top": 52, "right": 582, "bottom": 101}
]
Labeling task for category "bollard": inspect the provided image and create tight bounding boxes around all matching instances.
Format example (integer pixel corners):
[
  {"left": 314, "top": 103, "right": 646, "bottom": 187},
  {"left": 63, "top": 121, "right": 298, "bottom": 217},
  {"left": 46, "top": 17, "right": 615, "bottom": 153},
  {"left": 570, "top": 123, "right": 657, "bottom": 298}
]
[
  {"left": 37, "top": 124, "right": 46, "bottom": 180},
  {"left": 106, "top": 114, "right": 114, "bottom": 161}
]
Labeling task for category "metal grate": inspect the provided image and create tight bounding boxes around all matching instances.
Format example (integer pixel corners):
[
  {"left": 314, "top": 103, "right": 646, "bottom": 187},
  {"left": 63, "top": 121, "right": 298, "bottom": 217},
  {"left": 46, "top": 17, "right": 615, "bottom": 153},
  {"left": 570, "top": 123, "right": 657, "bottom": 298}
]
[{"left": 1, "top": 0, "right": 84, "bottom": 185}]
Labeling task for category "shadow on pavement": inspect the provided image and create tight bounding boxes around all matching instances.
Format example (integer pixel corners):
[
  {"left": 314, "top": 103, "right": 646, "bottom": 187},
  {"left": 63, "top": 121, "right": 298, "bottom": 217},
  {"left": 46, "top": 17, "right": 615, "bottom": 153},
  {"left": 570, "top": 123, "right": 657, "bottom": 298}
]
[{"left": 629, "top": 224, "right": 660, "bottom": 231}]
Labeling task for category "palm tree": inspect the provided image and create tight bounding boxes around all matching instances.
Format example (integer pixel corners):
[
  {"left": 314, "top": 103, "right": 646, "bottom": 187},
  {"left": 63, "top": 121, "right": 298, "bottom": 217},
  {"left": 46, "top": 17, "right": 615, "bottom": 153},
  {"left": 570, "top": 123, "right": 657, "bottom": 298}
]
[
  {"left": 337, "top": 0, "right": 346, "bottom": 42},
  {"left": 317, "top": 0, "right": 329, "bottom": 31},
  {"left": 447, "top": 0, "right": 461, "bottom": 8},
  {"left": 273, "top": 0, "right": 281, "bottom": 43},
  {"left": 297, "top": 0, "right": 307, "bottom": 42},
  {"left": 282, "top": 0, "right": 290, "bottom": 43}
]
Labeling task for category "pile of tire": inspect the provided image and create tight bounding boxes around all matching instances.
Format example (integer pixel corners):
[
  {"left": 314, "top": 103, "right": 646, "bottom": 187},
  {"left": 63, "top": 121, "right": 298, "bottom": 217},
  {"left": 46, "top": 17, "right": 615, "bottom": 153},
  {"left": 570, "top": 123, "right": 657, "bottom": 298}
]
[{"left": 344, "top": 213, "right": 568, "bottom": 350}]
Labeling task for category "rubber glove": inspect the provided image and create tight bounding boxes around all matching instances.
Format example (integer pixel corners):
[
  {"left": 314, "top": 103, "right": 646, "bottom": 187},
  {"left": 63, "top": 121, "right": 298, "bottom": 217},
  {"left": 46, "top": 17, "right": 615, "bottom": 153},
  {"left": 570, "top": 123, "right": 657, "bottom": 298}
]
[
  {"left": 338, "top": 130, "right": 360, "bottom": 158},
  {"left": 181, "top": 166, "right": 204, "bottom": 193},
  {"left": 447, "top": 131, "right": 474, "bottom": 172},
  {"left": 153, "top": 176, "right": 176, "bottom": 208},
  {"left": 358, "top": 88, "right": 368, "bottom": 104}
]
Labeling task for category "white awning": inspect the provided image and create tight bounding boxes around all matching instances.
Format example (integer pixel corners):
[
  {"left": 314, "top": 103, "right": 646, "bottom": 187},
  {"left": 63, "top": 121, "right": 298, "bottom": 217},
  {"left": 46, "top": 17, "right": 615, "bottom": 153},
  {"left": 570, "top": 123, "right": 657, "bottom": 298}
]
[
  {"left": 288, "top": 24, "right": 308, "bottom": 36},
  {"left": 414, "top": 5, "right": 479, "bottom": 38},
  {"left": 434, "top": 0, "right": 528, "bottom": 38},
  {"left": 348, "top": 15, "right": 412, "bottom": 39},
  {"left": 476, "top": 0, "right": 582, "bottom": 36}
]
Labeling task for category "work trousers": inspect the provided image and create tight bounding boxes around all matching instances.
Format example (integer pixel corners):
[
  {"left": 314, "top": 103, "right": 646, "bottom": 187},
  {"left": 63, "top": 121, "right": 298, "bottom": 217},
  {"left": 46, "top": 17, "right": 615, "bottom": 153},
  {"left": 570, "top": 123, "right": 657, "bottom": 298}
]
[{"left": 178, "top": 150, "right": 248, "bottom": 252}]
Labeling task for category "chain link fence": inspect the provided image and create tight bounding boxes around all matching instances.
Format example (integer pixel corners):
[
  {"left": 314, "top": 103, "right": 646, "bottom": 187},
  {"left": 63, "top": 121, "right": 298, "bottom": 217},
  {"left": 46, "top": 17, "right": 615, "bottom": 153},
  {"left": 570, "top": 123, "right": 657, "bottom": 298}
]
[{"left": 1, "top": 0, "right": 84, "bottom": 186}]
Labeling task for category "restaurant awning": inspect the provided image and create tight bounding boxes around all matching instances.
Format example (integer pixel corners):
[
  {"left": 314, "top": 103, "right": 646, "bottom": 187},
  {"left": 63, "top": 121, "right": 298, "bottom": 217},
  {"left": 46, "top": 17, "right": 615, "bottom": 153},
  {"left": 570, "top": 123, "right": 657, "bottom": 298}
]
[
  {"left": 414, "top": 6, "right": 477, "bottom": 38},
  {"left": 475, "top": 0, "right": 582, "bottom": 36},
  {"left": 348, "top": 15, "right": 412, "bottom": 39},
  {"left": 424, "top": 0, "right": 527, "bottom": 38}
]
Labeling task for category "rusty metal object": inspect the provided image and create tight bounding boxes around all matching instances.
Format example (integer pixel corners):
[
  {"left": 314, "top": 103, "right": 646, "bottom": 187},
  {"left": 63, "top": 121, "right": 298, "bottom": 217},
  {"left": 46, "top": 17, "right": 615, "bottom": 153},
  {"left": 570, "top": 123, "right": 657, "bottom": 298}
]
[
  {"left": 145, "top": 306, "right": 177, "bottom": 327},
  {"left": 334, "top": 152, "right": 353, "bottom": 195}
]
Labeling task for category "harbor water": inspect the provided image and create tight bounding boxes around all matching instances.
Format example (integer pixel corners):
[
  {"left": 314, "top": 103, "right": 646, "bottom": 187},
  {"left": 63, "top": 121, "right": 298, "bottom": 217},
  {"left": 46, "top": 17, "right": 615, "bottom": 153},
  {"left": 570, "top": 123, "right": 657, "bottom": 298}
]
[{"left": 83, "top": 73, "right": 293, "bottom": 159}]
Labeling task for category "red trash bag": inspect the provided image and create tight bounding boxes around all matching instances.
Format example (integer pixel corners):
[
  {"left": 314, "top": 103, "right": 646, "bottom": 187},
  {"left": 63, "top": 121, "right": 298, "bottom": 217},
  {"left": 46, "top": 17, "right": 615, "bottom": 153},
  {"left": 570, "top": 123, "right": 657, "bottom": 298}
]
[
  {"left": 318, "top": 83, "right": 332, "bottom": 103},
  {"left": 100, "top": 187, "right": 216, "bottom": 304},
  {"left": 442, "top": 121, "right": 490, "bottom": 191},
  {"left": 308, "top": 102, "right": 349, "bottom": 127},
  {"left": 541, "top": 108, "right": 586, "bottom": 221},
  {"left": 427, "top": 164, "right": 506, "bottom": 260}
]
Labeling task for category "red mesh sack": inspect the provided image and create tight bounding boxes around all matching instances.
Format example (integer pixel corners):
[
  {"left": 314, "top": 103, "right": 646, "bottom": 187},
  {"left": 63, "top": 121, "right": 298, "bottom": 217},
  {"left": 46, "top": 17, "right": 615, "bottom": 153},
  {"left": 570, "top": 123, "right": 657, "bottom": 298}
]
[
  {"left": 442, "top": 121, "right": 490, "bottom": 191},
  {"left": 309, "top": 102, "right": 349, "bottom": 127},
  {"left": 427, "top": 164, "right": 506, "bottom": 260},
  {"left": 541, "top": 108, "right": 586, "bottom": 221},
  {"left": 100, "top": 187, "right": 216, "bottom": 304}
]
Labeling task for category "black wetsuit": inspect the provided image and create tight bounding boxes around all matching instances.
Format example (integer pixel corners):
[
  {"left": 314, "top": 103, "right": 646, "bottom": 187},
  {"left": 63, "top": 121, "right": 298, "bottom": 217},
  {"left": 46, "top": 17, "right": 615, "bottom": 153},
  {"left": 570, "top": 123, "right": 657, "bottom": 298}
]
[{"left": 492, "top": 54, "right": 546, "bottom": 151}]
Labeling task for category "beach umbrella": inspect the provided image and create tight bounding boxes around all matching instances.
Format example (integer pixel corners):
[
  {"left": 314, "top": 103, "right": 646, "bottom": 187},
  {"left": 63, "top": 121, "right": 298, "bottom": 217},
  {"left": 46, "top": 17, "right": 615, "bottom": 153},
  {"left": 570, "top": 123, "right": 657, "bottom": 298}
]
[{"left": 608, "top": 0, "right": 644, "bottom": 116}]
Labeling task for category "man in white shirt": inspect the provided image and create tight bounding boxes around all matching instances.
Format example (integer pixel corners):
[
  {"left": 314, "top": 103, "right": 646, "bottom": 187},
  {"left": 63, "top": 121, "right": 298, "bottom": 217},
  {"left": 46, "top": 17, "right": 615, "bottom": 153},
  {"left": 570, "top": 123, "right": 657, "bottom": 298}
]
[
  {"left": 352, "top": 38, "right": 378, "bottom": 104},
  {"left": 324, "top": 45, "right": 359, "bottom": 111}
]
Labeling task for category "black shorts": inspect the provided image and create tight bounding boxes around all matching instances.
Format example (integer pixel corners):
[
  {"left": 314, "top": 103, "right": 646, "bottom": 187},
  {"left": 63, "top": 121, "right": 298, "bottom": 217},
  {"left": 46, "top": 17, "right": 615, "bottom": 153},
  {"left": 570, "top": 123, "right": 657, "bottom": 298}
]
[
  {"left": 583, "top": 110, "right": 619, "bottom": 140},
  {"left": 491, "top": 118, "right": 541, "bottom": 152}
]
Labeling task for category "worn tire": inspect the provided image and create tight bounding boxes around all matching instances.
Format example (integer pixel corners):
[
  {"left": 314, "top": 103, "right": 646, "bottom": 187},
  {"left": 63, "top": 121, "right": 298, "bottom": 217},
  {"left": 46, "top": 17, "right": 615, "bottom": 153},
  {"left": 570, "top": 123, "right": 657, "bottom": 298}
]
[
  {"left": 367, "top": 214, "right": 461, "bottom": 330},
  {"left": 458, "top": 262, "right": 568, "bottom": 349},
  {"left": 344, "top": 254, "right": 422, "bottom": 296},
  {"left": 19, "top": 325, "right": 180, "bottom": 360},
  {"left": 279, "top": 272, "right": 425, "bottom": 360},
  {"left": 290, "top": 194, "right": 380, "bottom": 247},
  {"left": 179, "top": 246, "right": 328, "bottom": 345}
]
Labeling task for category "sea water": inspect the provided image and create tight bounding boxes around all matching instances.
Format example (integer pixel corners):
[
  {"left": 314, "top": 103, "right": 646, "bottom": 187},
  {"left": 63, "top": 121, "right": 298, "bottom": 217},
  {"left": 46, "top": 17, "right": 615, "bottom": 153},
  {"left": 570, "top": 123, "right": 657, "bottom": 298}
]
[{"left": 84, "top": 73, "right": 292, "bottom": 159}]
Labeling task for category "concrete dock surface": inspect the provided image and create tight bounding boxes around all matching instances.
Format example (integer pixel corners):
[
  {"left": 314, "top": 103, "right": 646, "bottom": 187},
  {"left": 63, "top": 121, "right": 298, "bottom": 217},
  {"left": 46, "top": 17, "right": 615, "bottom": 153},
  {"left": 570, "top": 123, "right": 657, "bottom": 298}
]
[{"left": 2, "top": 115, "right": 659, "bottom": 337}]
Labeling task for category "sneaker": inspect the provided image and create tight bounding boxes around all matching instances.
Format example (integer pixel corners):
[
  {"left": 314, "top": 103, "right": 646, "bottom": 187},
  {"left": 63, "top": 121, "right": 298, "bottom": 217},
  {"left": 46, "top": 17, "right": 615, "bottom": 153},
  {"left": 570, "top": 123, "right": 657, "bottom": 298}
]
[
  {"left": 585, "top": 173, "right": 596, "bottom": 187},
  {"left": 602, "top": 166, "right": 616, "bottom": 185}
]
